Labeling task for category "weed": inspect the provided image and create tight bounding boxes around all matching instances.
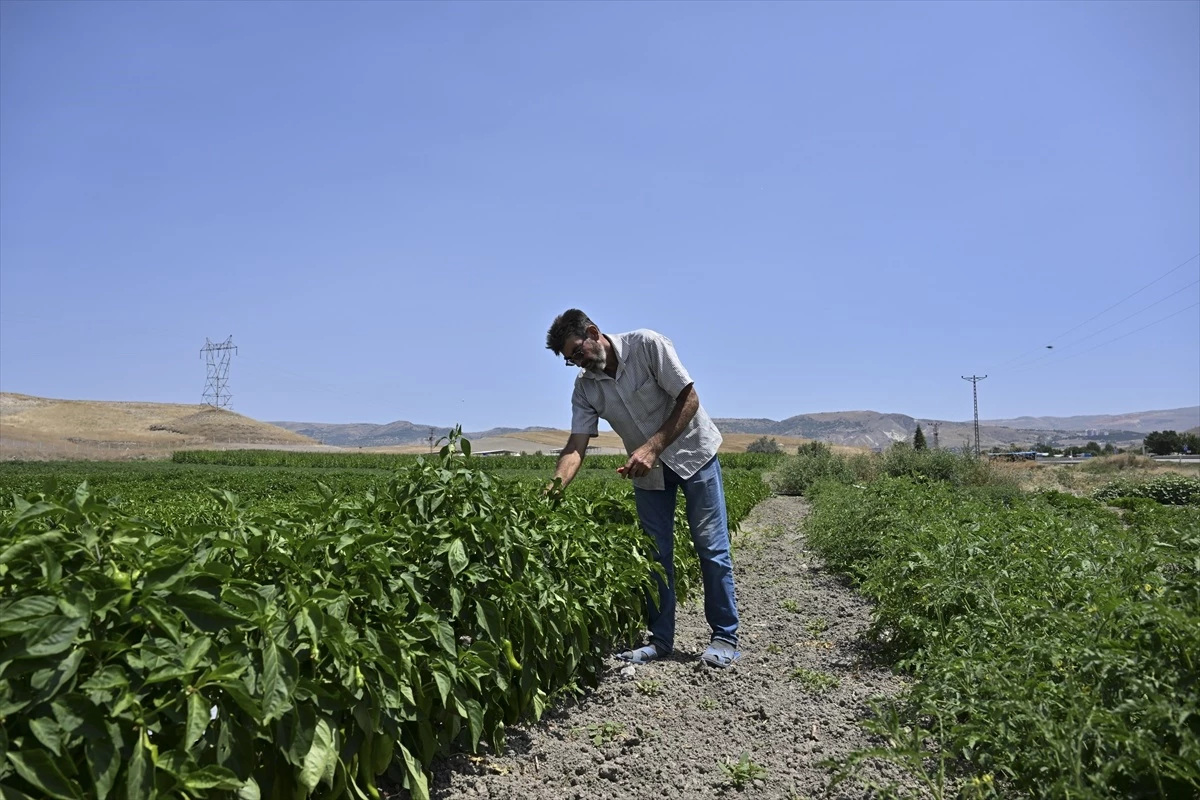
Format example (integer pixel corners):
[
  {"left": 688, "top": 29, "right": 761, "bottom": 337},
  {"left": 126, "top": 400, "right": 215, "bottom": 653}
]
[
  {"left": 766, "top": 643, "right": 782, "bottom": 655},
  {"left": 804, "top": 617, "right": 829, "bottom": 637},
  {"left": 762, "top": 523, "right": 787, "bottom": 539},
  {"left": 789, "top": 666, "right": 840, "bottom": 693},
  {"left": 586, "top": 721, "right": 626, "bottom": 747},
  {"left": 635, "top": 679, "right": 663, "bottom": 696},
  {"left": 719, "top": 751, "right": 768, "bottom": 789},
  {"left": 780, "top": 598, "right": 801, "bottom": 613},
  {"left": 698, "top": 697, "right": 718, "bottom": 711}
]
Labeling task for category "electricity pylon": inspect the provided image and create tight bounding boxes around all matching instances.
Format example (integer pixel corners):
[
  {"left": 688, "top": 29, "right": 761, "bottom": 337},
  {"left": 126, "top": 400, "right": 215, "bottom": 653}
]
[
  {"left": 201, "top": 336, "right": 238, "bottom": 409},
  {"left": 961, "top": 375, "right": 987, "bottom": 457}
]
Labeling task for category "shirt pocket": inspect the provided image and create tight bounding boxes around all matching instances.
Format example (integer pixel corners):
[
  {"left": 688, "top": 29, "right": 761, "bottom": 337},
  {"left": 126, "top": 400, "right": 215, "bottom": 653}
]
[{"left": 632, "top": 376, "right": 669, "bottom": 417}]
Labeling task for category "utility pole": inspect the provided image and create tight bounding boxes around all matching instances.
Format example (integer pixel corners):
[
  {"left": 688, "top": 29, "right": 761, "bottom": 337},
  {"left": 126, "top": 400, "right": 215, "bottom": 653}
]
[
  {"left": 200, "top": 336, "right": 237, "bottom": 409},
  {"left": 961, "top": 375, "right": 987, "bottom": 457}
]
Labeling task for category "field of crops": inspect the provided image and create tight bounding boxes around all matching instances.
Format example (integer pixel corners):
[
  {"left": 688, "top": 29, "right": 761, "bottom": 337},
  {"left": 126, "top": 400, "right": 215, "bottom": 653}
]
[
  {"left": 0, "top": 439, "right": 771, "bottom": 800},
  {"left": 5, "top": 439, "right": 1197, "bottom": 799},
  {"left": 788, "top": 447, "right": 1200, "bottom": 798}
]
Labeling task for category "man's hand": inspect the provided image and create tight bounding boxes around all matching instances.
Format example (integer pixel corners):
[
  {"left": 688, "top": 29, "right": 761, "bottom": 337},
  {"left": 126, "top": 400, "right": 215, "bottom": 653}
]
[{"left": 617, "top": 443, "right": 659, "bottom": 479}]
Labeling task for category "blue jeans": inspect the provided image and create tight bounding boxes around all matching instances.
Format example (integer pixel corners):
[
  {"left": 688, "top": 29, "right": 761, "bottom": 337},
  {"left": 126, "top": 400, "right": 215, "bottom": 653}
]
[{"left": 633, "top": 455, "right": 739, "bottom": 652}]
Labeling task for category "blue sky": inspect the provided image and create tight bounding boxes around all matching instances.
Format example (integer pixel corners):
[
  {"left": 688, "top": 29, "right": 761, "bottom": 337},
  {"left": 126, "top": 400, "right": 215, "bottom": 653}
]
[{"left": 2, "top": 1, "right": 1197, "bottom": 430}]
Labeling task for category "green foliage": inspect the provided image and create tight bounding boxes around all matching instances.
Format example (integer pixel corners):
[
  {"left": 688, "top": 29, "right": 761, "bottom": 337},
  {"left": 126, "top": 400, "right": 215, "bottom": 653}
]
[
  {"left": 746, "top": 436, "right": 781, "bottom": 454},
  {"left": 803, "top": 617, "right": 828, "bottom": 638},
  {"left": 0, "top": 440, "right": 659, "bottom": 799},
  {"left": 1077, "top": 453, "right": 1157, "bottom": 474},
  {"left": 788, "top": 667, "right": 839, "bottom": 693},
  {"left": 719, "top": 751, "right": 768, "bottom": 789},
  {"left": 0, "top": 438, "right": 776, "bottom": 799},
  {"left": 586, "top": 721, "right": 625, "bottom": 747},
  {"left": 771, "top": 441, "right": 856, "bottom": 495},
  {"left": 879, "top": 443, "right": 1013, "bottom": 488},
  {"left": 806, "top": 478, "right": 1200, "bottom": 798},
  {"left": 168, "top": 448, "right": 784, "bottom": 474},
  {"left": 771, "top": 441, "right": 1017, "bottom": 497},
  {"left": 1143, "top": 430, "right": 1182, "bottom": 456},
  {"left": 913, "top": 425, "right": 927, "bottom": 451},
  {"left": 1093, "top": 473, "right": 1200, "bottom": 506}
]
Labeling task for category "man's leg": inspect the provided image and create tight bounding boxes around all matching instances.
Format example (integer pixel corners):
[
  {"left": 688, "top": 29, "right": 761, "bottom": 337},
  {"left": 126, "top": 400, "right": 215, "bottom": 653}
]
[
  {"left": 678, "top": 456, "right": 739, "bottom": 646},
  {"left": 633, "top": 482, "right": 679, "bottom": 654}
]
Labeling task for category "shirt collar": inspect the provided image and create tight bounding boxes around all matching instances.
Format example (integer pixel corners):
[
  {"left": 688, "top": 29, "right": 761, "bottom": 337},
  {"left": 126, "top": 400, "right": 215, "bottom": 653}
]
[{"left": 580, "top": 332, "right": 625, "bottom": 381}]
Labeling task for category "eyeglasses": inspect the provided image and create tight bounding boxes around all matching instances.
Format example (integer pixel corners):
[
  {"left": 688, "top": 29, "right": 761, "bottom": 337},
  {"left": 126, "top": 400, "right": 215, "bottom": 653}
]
[{"left": 563, "top": 341, "right": 585, "bottom": 366}]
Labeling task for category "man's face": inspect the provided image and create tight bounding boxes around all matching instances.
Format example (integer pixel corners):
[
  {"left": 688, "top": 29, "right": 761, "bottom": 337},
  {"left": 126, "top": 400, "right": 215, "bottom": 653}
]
[{"left": 561, "top": 330, "right": 606, "bottom": 372}]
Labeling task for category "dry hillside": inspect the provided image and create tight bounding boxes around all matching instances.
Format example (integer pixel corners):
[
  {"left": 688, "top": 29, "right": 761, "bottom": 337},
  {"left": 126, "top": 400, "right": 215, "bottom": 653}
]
[
  {"left": 0, "top": 393, "right": 863, "bottom": 461},
  {"left": 0, "top": 393, "right": 318, "bottom": 460}
]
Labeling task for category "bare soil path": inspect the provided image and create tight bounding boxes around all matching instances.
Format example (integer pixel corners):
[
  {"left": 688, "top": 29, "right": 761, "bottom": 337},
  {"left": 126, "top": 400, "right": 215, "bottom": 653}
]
[{"left": 411, "top": 495, "right": 920, "bottom": 800}]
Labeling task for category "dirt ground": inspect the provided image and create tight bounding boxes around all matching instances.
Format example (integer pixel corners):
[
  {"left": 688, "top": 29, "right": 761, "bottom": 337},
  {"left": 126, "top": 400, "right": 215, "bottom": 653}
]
[{"left": 388, "top": 496, "right": 924, "bottom": 800}]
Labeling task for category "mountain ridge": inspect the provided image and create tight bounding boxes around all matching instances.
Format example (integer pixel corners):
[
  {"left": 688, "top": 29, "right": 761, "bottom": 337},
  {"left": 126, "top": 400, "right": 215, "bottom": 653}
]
[{"left": 269, "top": 406, "right": 1200, "bottom": 450}]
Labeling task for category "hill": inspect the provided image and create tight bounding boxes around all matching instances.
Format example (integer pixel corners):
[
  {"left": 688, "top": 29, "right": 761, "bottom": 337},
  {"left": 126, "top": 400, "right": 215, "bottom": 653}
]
[
  {"left": 273, "top": 405, "right": 1199, "bottom": 452},
  {"left": 981, "top": 407, "right": 1200, "bottom": 433},
  {"left": 3, "top": 392, "right": 1194, "bottom": 459},
  {"left": 0, "top": 393, "right": 318, "bottom": 460}
]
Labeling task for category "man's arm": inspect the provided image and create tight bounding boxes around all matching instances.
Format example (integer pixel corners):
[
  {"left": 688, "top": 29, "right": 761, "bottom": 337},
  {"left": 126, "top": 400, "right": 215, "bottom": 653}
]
[
  {"left": 619, "top": 384, "right": 699, "bottom": 479},
  {"left": 548, "top": 432, "right": 592, "bottom": 492}
]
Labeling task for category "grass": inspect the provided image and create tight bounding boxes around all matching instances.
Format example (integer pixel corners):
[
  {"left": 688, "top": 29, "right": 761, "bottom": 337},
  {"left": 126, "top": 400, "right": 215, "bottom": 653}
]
[{"left": 789, "top": 666, "right": 840, "bottom": 693}]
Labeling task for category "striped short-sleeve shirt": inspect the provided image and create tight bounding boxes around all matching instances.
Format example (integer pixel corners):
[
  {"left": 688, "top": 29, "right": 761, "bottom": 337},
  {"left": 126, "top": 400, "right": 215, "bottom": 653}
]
[{"left": 570, "top": 329, "right": 723, "bottom": 490}]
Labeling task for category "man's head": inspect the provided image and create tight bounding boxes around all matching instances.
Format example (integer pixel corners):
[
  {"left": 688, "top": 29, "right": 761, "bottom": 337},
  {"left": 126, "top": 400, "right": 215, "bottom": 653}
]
[{"left": 546, "top": 308, "right": 607, "bottom": 372}]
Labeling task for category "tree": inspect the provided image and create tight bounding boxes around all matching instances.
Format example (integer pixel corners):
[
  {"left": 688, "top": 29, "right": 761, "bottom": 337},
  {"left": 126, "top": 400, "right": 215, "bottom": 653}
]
[
  {"left": 1144, "top": 430, "right": 1182, "bottom": 456},
  {"left": 746, "top": 436, "right": 781, "bottom": 454},
  {"left": 913, "top": 424, "right": 927, "bottom": 450}
]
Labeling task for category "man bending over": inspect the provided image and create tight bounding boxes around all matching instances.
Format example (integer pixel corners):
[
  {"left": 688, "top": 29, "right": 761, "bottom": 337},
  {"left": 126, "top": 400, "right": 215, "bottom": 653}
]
[{"left": 544, "top": 309, "right": 740, "bottom": 668}]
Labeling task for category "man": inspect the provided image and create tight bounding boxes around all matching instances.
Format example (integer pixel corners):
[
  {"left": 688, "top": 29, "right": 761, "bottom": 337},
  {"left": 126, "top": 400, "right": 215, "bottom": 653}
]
[{"left": 544, "top": 309, "right": 740, "bottom": 668}]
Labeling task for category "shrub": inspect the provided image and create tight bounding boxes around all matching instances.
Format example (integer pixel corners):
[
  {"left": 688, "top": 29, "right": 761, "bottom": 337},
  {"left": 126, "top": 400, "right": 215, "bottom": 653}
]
[
  {"left": 771, "top": 441, "right": 855, "bottom": 495},
  {"left": 1079, "top": 453, "right": 1157, "bottom": 474},
  {"left": 880, "top": 442, "right": 965, "bottom": 483},
  {"left": 745, "top": 436, "right": 781, "bottom": 454}
]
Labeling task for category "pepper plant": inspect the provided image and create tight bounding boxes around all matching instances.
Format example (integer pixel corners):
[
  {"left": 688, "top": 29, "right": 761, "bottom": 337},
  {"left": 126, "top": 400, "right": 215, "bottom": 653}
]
[{"left": 0, "top": 431, "right": 672, "bottom": 799}]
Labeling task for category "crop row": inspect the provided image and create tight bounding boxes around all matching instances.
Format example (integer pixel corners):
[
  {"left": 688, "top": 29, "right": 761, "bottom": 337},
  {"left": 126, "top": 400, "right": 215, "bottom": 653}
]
[
  {"left": 169, "top": 448, "right": 784, "bottom": 472},
  {"left": 0, "top": 439, "right": 770, "bottom": 799},
  {"left": 0, "top": 456, "right": 772, "bottom": 529},
  {"left": 800, "top": 471, "right": 1199, "bottom": 798}
]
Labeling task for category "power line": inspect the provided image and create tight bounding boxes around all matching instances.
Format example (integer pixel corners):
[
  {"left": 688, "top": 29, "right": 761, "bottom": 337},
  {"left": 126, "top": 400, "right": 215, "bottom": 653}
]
[
  {"left": 1006, "top": 279, "right": 1200, "bottom": 373},
  {"left": 1011, "top": 302, "right": 1199, "bottom": 373},
  {"left": 998, "top": 252, "right": 1199, "bottom": 371}
]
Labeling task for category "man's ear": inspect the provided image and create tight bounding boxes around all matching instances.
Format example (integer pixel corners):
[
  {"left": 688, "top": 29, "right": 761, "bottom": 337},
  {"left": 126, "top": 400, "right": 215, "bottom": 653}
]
[{"left": 586, "top": 324, "right": 600, "bottom": 340}]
